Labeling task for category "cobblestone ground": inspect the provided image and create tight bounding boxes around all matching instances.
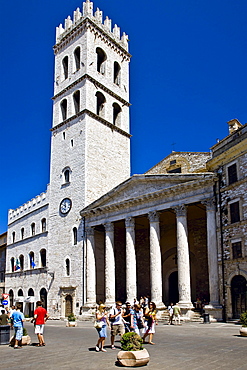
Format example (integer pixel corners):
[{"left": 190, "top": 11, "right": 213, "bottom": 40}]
[{"left": 0, "top": 321, "right": 246, "bottom": 369}]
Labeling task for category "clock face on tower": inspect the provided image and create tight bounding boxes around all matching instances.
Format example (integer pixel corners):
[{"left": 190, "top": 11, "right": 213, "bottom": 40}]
[{"left": 59, "top": 198, "right": 72, "bottom": 215}]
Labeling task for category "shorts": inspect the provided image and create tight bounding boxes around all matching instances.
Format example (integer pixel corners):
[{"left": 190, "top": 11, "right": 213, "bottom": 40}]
[
  {"left": 35, "top": 324, "right": 44, "bottom": 334},
  {"left": 111, "top": 323, "right": 125, "bottom": 336},
  {"left": 14, "top": 326, "right": 23, "bottom": 341}
]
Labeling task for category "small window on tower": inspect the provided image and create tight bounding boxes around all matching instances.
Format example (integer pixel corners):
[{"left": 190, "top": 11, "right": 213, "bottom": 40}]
[
  {"left": 74, "top": 47, "right": 80, "bottom": 71},
  {"left": 64, "top": 169, "right": 70, "bottom": 183},
  {"left": 66, "top": 258, "right": 70, "bottom": 276},
  {"left": 21, "top": 228, "right": 24, "bottom": 240},
  {"left": 113, "top": 103, "right": 121, "bottom": 126},
  {"left": 96, "top": 47, "right": 106, "bottom": 74},
  {"left": 96, "top": 92, "right": 106, "bottom": 117},
  {"left": 114, "top": 61, "right": 121, "bottom": 85},
  {"left": 73, "top": 90, "right": 80, "bottom": 114},
  {"left": 73, "top": 227, "right": 77, "bottom": 245},
  {"left": 62, "top": 56, "right": 69, "bottom": 79},
  {"left": 61, "top": 99, "right": 67, "bottom": 121}
]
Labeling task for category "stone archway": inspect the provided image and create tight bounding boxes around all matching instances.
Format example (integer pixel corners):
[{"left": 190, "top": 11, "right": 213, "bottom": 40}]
[{"left": 231, "top": 275, "right": 247, "bottom": 319}]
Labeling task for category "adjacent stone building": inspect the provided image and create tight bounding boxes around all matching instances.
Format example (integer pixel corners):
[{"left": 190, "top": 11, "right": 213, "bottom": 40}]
[{"left": 4, "top": 2, "right": 247, "bottom": 321}]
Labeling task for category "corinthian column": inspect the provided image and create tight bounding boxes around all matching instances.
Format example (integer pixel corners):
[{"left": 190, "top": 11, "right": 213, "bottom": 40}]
[
  {"left": 174, "top": 205, "right": 193, "bottom": 308},
  {"left": 148, "top": 211, "right": 163, "bottom": 306},
  {"left": 104, "top": 222, "right": 115, "bottom": 305},
  {"left": 125, "top": 217, "right": 137, "bottom": 303},
  {"left": 85, "top": 227, "right": 96, "bottom": 306},
  {"left": 204, "top": 199, "right": 220, "bottom": 307}
]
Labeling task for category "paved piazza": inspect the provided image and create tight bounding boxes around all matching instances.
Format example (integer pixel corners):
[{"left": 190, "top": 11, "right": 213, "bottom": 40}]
[{"left": 0, "top": 321, "right": 246, "bottom": 369}]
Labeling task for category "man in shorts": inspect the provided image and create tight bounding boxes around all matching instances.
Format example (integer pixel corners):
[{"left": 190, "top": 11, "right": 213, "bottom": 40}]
[
  {"left": 109, "top": 301, "right": 125, "bottom": 349},
  {"left": 10, "top": 304, "right": 24, "bottom": 349},
  {"left": 34, "top": 301, "right": 49, "bottom": 346}
]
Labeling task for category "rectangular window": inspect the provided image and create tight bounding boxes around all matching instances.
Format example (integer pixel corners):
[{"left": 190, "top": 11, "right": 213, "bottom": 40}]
[
  {"left": 232, "top": 241, "right": 242, "bottom": 259},
  {"left": 230, "top": 201, "right": 240, "bottom": 224},
  {"left": 168, "top": 167, "right": 181, "bottom": 173},
  {"left": 228, "top": 163, "right": 238, "bottom": 185}
]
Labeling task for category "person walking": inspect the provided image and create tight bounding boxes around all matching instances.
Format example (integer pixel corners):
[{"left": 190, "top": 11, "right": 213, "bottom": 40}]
[
  {"left": 173, "top": 303, "right": 181, "bottom": 325},
  {"left": 142, "top": 302, "right": 157, "bottom": 345},
  {"left": 109, "top": 301, "right": 125, "bottom": 349},
  {"left": 95, "top": 304, "right": 109, "bottom": 352},
  {"left": 10, "top": 304, "right": 24, "bottom": 349},
  {"left": 132, "top": 304, "right": 144, "bottom": 336},
  {"left": 122, "top": 302, "right": 133, "bottom": 332},
  {"left": 33, "top": 301, "right": 49, "bottom": 346},
  {"left": 168, "top": 303, "right": 174, "bottom": 325}
]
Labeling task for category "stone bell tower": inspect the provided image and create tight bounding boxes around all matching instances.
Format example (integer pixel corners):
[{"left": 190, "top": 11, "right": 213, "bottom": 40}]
[{"left": 47, "top": 1, "right": 131, "bottom": 317}]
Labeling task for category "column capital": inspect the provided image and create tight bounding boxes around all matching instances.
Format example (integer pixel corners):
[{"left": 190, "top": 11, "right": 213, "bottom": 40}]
[
  {"left": 202, "top": 198, "right": 216, "bottom": 211},
  {"left": 104, "top": 222, "right": 114, "bottom": 233},
  {"left": 125, "top": 217, "right": 135, "bottom": 228},
  {"left": 148, "top": 210, "right": 160, "bottom": 223},
  {"left": 173, "top": 204, "right": 187, "bottom": 217}
]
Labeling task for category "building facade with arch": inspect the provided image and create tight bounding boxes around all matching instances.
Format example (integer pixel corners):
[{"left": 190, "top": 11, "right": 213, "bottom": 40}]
[{"left": 3, "top": 2, "right": 247, "bottom": 321}]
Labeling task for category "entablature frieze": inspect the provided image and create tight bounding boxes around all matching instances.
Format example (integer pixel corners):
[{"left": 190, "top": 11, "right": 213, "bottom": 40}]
[{"left": 81, "top": 176, "right": 217, "bottom": 223}]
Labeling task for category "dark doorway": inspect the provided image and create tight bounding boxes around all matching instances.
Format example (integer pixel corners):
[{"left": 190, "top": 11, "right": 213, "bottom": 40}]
[
  {"left": 231, "top": 275, "right": 247, "bottom": 319},
  {"left": 169, "top": 271, "right": 179, "bottom": 304},
  {"left": 40, "top": 288, "right": 47, "bottom": 309},
  {"left": 65, "top": 295, "right": 73, "bottom": 316}
]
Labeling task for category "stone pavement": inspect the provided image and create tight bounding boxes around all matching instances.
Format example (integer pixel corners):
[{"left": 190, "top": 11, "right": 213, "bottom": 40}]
[{"left": 0, "top": 320, "right": 246, "bottom": 370}]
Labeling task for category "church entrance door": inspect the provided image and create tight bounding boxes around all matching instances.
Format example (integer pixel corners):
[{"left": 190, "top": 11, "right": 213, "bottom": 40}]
[
  {"left": 169, "top": 271, "right": 179, "bottom": 304},
  {"left": 231, "top": 275, "right": 247, "bottom": 319},
  {"left": 65, "top": 294, "right": 73, "bottom": 316}
]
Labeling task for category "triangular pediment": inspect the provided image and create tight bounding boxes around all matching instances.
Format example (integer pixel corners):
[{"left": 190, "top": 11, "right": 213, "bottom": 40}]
[{"left": 81, "top": 173, "right": 213, "bottom": 213}]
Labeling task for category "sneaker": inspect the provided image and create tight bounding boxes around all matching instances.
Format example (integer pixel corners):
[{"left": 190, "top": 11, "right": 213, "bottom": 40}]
[
  {"left": 95, "top": 345, "right": 100, "bottom": 352},
  {"left": 101, "top": 348, "right": 107, "bottom": 352},
  {"left": 111, "top": 345, "right": 116, "bottom": 350}
]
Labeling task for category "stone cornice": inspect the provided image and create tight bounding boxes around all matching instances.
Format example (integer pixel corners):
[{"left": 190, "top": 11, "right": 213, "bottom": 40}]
[
  {"left": 54, "top": 17, "right": 131, "bottom": 59},
  {"left": 52, "top": 73, "right": 131, "bottom": 107},
  {"left": 50, "top": 109, "right": 131, "bottom": 138},
  {"left": 81, "top": 175, "right": 217, "bottom": 219}
]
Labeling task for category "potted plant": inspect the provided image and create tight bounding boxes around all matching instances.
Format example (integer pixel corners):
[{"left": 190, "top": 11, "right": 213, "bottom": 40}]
[
  {"left": 66, "top": 313, "right": 77, "bottom": 327},
  {"left": 117, "top": 332, "right": 150, "bottom": 367},
  {"left": 10, "top": 327, "right": 31, "bottom": 346},
  {"left": 239, "top": 311, "right": 247, "bottom": 337}
]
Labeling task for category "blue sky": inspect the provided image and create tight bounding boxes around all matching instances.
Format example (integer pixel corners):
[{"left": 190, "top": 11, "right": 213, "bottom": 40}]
[{"left": 0, "top": 0, "right": 247, "bottom": 234}]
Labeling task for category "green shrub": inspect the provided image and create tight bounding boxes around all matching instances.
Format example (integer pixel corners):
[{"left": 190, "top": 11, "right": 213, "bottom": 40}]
[
  {"left": 23, "top": 327, "right": 28, "bottom": 336},
  {"left": 240, "top": 311, "right": 247, "bottom": 327},
  {"left": 121, "top": 332, "right": 143, "bottom": 351},
  {"left": 68, "top": 313, "right": 76, "bottom": 321}
]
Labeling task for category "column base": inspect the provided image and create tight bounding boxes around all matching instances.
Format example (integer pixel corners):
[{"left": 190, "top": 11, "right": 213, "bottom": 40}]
[
  {"left": 177, "top": 301, "right": 194, "bottom": 309},
  {"left": 204, "top": 304, "right": 223, "bottom": 322}
]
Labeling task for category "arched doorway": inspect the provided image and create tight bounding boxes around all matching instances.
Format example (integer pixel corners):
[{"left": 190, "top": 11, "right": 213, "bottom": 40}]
[
  {"left": 9, "top": 290, "right": 14, "bottom": 307},
  {"left": 40, "top": 288, "right": 47, "bottom": 309},
  {"left": 65, "top": 294, "right": 73, "bottom": 317},
  {"left": 28, "top": 288, "right": 35, "bottom": 317},
  {"left": 231, "top": 275, "right": 247, "bottom": 319},
  {"left": 169, "top": 271, "right": 179, "bottom": 304}
]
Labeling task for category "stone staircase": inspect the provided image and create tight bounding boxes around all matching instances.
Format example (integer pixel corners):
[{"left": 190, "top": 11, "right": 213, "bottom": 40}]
[{"left": 158, "top": 309, "right": 203, "bottom": 324}]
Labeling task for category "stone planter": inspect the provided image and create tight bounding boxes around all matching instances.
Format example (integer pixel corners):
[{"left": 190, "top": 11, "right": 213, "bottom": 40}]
[
  {"left": 240, "top": 327, "right": 247, "bottom": 337},
  {"left": 117, "top": 348, "right": 149, "bottom": 367},
  {"left": 10, "top": 335, "right": 31, "bottom": 346},
  {"left": 66, "top": 321, "right": 77, "bottom": 327}
]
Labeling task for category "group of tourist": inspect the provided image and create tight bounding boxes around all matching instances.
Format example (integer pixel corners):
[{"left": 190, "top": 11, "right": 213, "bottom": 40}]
[
  {"left": 0, "top": 301, "right": 49, "bottom": 349},
  {"left": 94, "top": 299, "right": 158, "bottom": 352}
]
